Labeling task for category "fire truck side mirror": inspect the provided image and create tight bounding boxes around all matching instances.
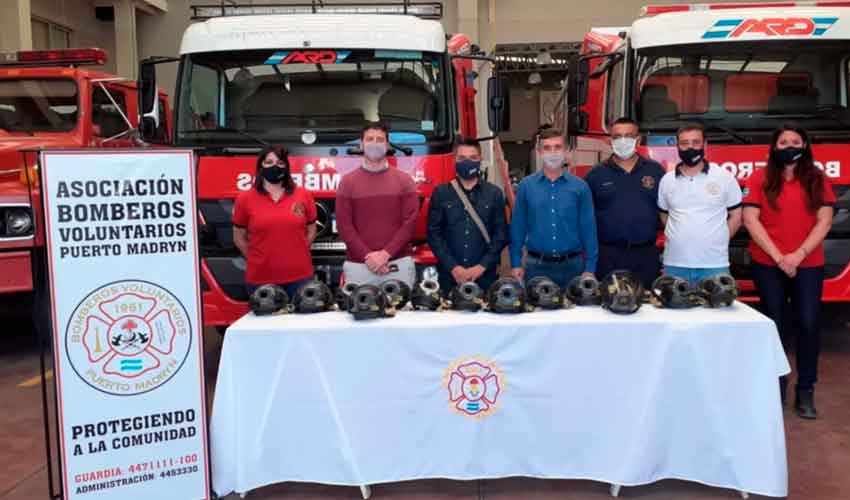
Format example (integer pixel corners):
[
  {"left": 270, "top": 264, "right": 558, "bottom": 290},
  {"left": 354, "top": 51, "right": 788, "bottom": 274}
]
[
  {"left": 588, "top": 52, "right": 622, "bottom": 79},
  {"left": 138, "top": 59, "right": 160, "bottom": 141},
  {"left": 487, "top": 76, "right": 511, "bottom": 133},
  {"left": 567, "top": 57, "right": 588, "bottom": 136}
]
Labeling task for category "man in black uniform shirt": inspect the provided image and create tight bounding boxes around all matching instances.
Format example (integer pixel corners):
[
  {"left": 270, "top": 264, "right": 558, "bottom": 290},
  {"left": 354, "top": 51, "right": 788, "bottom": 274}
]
[
  {"left": 427, "top": 139, "right": 508, "bottom": 293},
  {"left": 584, "top": 117, "right": 665, "bottom": 288}
]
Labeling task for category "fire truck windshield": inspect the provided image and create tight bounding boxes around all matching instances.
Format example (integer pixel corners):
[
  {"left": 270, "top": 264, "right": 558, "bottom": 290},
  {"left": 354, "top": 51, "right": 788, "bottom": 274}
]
[
  {"left": 0, "top": 79, "right": 78, "bottom": 133},
  {"left": 634, "top": 40, "right": 850, "bottom": 135},
  {"left": 175, "top": 49, "right": 449, "bottom": 145}
]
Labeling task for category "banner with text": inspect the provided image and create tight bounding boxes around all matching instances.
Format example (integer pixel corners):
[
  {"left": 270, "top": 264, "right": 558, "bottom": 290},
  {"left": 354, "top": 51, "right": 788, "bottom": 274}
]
[{"left": 41, "top": 150, "right": 210, "bottom": 500}]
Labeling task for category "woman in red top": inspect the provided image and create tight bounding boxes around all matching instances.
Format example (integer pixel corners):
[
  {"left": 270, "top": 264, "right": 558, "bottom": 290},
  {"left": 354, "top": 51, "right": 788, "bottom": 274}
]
[
  {"left": 743, "top": 123, "right": 835, "bottom": 420},
  {"left": 232, "top": 146, "right": 317, "bottom": 298}
]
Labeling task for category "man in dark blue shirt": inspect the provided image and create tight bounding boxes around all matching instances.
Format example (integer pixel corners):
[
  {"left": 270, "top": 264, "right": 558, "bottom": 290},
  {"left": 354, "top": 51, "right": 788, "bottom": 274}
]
[
  {"left": 428, "top": 139, "right": 508, "bottom": 293},
  {"left": 510, "top": 129, "right": 598, "bottom": 288},
  {"left": 584, "top": 117, "right": 665, "bottom": 288}
]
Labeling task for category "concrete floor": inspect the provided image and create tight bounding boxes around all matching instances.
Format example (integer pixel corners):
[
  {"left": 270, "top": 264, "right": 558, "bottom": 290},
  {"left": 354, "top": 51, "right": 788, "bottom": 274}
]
[{"left": 1, "top": 297, "right": 849, "bottom": 500}]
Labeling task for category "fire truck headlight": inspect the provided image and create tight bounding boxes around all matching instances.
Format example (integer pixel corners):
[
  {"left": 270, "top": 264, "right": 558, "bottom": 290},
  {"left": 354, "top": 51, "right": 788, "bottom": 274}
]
[{"left": 5, "top": 208, "right": 33, "bottom": 236}]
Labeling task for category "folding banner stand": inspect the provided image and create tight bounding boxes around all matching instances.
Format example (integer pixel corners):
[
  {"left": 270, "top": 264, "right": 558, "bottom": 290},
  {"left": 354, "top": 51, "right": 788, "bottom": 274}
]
[
  {"left": 21, "top": 148, "right": 62, "bottom": 500},
  {"left": 31, "top": 149, "right": 212, "bottom": 500}
]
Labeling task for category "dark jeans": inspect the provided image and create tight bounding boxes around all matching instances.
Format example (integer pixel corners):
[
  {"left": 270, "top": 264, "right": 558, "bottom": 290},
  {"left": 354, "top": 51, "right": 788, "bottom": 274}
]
[
  {"left": 751, "top": 262, "right": 824, "bottom": 390},
  {"left": 245, "top": 278, "right": 313, "bottom": 299},
  {"left": 526, "top": 255, "right": 584, "bottom": 289},
  {"left": 597, "top": 244, "right": 660, "bottom": 290}
]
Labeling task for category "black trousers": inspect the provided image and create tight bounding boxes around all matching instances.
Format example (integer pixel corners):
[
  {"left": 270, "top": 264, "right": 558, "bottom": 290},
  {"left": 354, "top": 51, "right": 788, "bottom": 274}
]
[
  {"left": 596, "top": 243, "right": 660, "bottom": 290},
  {"left": 438, "top": 269, "right": 498, "bottom": 297},
  {"left": 751, "top": 262, "right": 824, "bottom": 390}
]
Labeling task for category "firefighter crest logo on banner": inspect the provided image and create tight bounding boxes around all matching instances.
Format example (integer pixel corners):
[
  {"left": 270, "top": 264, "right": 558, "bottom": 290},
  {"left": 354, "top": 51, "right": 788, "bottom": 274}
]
[
  {"left": 445, "top": 357, "right": 505, "bottom": 419},
  {"left": 66, "top": 280, "right": 192, "bottom": 396}
]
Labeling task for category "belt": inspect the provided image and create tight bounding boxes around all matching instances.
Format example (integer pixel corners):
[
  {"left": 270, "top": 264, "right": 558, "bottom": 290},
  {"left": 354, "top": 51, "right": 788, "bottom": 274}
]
[
  {"left": 600, "top": 240, "right": 656, "bottom": 249},
  {"left": 527, "top": 250, "right": 582, "bottom": 263}
]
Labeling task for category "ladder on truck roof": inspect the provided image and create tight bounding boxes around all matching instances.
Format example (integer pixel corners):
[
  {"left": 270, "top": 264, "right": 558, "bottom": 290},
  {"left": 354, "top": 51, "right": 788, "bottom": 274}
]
[{"left": 190, "top": 1, "right": 443, "bottom": 21}]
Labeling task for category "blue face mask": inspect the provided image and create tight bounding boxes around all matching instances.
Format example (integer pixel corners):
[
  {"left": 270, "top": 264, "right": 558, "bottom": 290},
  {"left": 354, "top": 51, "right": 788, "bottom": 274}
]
[
  {"left": 363, "top": 142, "right": 387, "bottom": 161},
  {"left": 774, "top": 146, "right": 804, "bottom": 166},
  {"left": 455, "top": 159, "right": 481, "bottom": 180}
]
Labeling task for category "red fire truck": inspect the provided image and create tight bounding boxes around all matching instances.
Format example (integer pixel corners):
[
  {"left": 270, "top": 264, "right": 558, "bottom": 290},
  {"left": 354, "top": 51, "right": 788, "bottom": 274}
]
[
  {"left": 137, "top": 3, "right": 510, "bottom": 327},
  {"left": 561, "top": 2, "right": 850, "bottom": 301},
  {"left": 0, "top": 48, "right": 171, "bottom": 298}
]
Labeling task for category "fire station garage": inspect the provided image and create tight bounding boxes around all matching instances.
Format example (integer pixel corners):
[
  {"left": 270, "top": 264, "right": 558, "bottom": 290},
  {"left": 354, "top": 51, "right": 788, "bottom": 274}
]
[{"left": 1, "top": 1, "right": 849, "bottom": 500}]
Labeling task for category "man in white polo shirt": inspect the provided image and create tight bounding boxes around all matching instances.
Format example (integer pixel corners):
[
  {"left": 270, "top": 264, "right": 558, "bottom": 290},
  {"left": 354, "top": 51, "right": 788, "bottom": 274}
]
[{"left": 657, "top": 123, "right": 743, "bottom": 286}]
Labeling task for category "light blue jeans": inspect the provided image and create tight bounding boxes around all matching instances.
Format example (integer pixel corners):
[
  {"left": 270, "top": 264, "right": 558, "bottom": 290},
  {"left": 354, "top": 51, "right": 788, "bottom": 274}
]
[{"left": 664, "top": 266, "right": 730, "bottom": 288}]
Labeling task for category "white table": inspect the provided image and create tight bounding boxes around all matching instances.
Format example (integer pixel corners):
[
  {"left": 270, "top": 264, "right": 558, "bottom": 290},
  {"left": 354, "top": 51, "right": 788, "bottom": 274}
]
[{"left": 210, "top": 303, "right": 790, "bottom": 498}]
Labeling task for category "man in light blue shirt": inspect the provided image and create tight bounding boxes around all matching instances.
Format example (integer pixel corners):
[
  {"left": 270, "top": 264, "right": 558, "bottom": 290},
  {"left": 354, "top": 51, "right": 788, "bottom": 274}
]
[{"left": 510, "top": 129, "right": 598, "bottom": 288}]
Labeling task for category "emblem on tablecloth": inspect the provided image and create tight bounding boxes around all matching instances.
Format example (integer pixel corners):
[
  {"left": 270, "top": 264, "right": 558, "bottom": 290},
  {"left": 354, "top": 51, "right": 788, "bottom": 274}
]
[
  {"left": 65, "top": 280, "right": 192, "bottom": 396},
  {"left": 444, "top": 357, "right": 504, "bottom": 419}
]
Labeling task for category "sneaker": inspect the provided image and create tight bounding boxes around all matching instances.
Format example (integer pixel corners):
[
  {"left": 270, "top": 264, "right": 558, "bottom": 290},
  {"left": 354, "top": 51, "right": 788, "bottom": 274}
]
[{"left": 795, "top": 387, "right": 817, "bottom": 420}]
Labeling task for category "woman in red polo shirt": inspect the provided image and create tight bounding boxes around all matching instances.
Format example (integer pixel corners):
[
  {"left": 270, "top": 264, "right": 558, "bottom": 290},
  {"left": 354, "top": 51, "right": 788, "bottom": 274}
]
[
  {"left": 743, "top": 123, "right": 835, "bottom": 420},
  {"left": 232, "top": 146, "right": 317, "bottom": 298}
]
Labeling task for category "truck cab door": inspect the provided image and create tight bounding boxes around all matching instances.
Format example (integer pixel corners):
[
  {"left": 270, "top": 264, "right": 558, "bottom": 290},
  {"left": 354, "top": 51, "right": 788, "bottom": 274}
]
[{"left": 568, "top": 51, "right": 624, "bottom": 137}]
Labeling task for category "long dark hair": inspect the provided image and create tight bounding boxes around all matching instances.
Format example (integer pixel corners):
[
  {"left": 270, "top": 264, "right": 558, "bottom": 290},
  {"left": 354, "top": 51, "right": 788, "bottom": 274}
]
[
  {"left": 764, "top": 123, "right": 823, "bottom": 212},
  {"left": 254, "top": 146, "right": 295, "bottom": 195}
]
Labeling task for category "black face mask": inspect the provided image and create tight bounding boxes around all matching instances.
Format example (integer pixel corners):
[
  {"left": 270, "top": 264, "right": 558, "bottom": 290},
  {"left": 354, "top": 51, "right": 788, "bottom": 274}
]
[
  {"left": 678, "top": 148, "right": 704, "bottom": 167},
  {"left": 455, "top": 159, "right": 481, "bottom": 180},
  {"left": 774, "top": 146, "right": 804, "bottom": 166},
  {"left": 261, "top": 165, "right": 285, "bottom": 184}
]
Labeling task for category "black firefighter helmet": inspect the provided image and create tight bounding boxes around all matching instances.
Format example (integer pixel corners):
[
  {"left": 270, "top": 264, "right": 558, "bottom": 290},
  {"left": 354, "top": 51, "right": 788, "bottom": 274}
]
[
  {"left": 411, "top": 279, "right": 443, "bottom": 311},
  {"left": 600, "top": 270, "right": 643, "bottom": 315},
  {"left": 450, "top": 281, "right": 484, "bottom": 312},
  {"left": 526, "top": 276, "right": 564, "bottom": 310},
  {"left": 697, "top": 274, "right": 738, "bottom": 308},
  {"left": 380, "top": 279, "right": 411, "bottom": 310},
  {"left": 292, "top": 280, "right": 334, "bottom": 314},
  {"left": 249, "top": 284, "right": 289, "bottom": 316},
  {"left": 565, "top": 275, "right": 602, "bottom": 306},
  {"left": 349, "top": 284, "right": 393, "bottom": 320},
  {"left": 334, "top": 282, "right": 359, "bottom": 312},
  {"left": 651, "top": 275, "right": 699, "bottom": 309},
  {"left": 486, "top": 278, "right": 527, "bottom": 314}
]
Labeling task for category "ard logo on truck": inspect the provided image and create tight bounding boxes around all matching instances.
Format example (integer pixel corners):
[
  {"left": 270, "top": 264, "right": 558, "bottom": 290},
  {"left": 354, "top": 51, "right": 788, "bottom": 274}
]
[
  {"left": 264, "top": 50, "right": 352, "bottom": 65},
  {"left": 702, "top": 17, "right": 837, "bottom": 39}
]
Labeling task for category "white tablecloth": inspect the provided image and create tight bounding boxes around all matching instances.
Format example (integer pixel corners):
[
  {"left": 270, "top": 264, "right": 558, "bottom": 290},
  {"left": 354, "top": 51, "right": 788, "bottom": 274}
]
[{"left": 210, "top": 303, "right": 790, "bottom": 497}]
